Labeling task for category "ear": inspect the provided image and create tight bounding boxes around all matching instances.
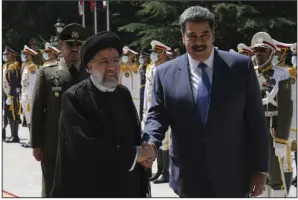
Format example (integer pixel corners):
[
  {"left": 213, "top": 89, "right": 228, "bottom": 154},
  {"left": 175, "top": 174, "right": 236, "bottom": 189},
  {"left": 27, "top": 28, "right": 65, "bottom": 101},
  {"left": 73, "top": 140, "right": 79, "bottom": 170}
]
[{"left": 87, "top": 63, "right": 92, "bottom": 69}]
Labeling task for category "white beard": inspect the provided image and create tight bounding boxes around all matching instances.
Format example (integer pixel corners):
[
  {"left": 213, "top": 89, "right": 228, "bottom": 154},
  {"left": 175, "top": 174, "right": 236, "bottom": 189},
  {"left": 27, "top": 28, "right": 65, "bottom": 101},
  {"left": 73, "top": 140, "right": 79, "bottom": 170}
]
[{"left": 90, "top": 73, "right": 119, "bottom": 92}]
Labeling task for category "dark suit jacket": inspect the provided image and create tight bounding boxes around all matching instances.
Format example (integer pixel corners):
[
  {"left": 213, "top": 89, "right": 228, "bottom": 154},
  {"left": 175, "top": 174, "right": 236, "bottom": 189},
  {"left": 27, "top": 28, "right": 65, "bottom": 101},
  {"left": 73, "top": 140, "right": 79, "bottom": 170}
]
[{"left": 142, "top": 50, "right": 269, "bottom": 197}]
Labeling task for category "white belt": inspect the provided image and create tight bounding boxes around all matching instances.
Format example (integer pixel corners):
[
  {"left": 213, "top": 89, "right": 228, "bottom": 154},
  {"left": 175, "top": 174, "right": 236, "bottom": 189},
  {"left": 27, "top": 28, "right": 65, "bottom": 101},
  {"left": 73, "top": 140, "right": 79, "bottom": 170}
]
[{"left": 265, "top": 111, "right": 278, "bottom": 117}]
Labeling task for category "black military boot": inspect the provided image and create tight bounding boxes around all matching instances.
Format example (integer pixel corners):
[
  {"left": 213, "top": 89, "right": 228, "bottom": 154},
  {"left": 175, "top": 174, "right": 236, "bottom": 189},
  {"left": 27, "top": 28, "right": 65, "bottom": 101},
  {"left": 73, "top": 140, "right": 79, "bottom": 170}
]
[
  {"left": 22, "top": 125, "right": 31, "bottom": 148},
  {"left": 154, "top": 150, "right": 169, "bottom": 184},
  {"left": 292, "top": 152, "right": 297, "bottom": 187},
  {"left": 284, "top": 172, "right": 293, "bottom": 195},
  {"left": 2, "top": 128, "right": 6, "bottom": 141},
  {"left": 3, "top": 116, "right": 8, "bottom": 140},
  {"left": 150, "top": 149, "right": 163, "bottom": 181},
  {"left": 6, "top": 120, "right": 19, "bottom": 143},
  {"left": 22, "top": 116, "right": 27, "bottom": 127}
]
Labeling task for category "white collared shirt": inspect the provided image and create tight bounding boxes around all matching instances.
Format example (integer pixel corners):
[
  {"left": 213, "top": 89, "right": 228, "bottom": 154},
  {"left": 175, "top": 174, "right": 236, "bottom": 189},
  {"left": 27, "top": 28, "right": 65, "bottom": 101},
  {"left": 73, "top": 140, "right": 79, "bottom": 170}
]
[{"left": 187, "top": 47, "right": 215, "bottom": 101}]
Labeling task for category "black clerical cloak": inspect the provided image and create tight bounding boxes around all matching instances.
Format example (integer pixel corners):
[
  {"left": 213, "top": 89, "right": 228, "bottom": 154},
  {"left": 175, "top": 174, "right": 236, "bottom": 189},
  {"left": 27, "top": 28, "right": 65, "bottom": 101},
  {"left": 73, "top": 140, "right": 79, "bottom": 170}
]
[{"left": 51, "top": 78, "right": 151, "bottom": 198}]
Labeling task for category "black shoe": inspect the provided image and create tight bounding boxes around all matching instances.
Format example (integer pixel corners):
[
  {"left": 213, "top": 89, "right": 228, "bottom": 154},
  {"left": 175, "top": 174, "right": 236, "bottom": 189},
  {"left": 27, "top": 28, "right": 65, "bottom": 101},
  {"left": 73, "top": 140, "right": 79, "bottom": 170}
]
[
  {"left": 292, "top": 177, "right": 297, "bottom": 187},
  {"left": 22, "top": 119, "right": 27, "bottom": 127},
  {"left": 21, "top": 142, "right": 31, "bottom": 148},
  {"left": 153, "top": 170, "right": 169, "bottom": 184},
  {"left": 6, "top": 136, "right": 20, "bottom": 143},
  {"left": 2, "top": 129, "right": 6, "bottom": 141},
  {"left": 153, "top": 150, "right": 169, "bottom": 184},
  {"left": 149, "top": 170, "right": 162, "bottom": 181}
]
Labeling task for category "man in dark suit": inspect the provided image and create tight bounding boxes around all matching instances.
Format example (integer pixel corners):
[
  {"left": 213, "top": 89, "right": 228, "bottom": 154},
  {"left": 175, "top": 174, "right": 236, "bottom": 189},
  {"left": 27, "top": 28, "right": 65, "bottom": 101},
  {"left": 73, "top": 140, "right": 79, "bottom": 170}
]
[{"left": 141, "top": 6, "right": 269, "bottom": 198}]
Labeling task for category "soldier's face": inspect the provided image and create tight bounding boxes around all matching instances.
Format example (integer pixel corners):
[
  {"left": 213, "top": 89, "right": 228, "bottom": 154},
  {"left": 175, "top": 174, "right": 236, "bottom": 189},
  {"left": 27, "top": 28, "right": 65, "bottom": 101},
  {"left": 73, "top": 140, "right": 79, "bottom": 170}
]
[
  {"left": 5, "top": 53, "right": 13, "bottom": 62},
  {"left": 61, "top": 41, "right": 82, "bottom": 64},
  {"left": 182, "top": 21, "right": 214, "bottom": 62},
  {"left": 154, "top": 49, "right": 167, "bottom": 64},
  {"left": 88, "top": 48, "right": 120, "bottom": 89},
  {"left": 30, "top": 43, "right": 38, "bottom": 51},
  {"left": 253, "top": 47, "right": 272, "bottom": 67}
]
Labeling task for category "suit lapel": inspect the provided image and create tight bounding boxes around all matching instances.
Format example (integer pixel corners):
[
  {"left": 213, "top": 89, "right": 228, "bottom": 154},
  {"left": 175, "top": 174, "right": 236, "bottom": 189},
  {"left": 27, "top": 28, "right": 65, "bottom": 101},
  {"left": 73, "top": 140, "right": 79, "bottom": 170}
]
[
  {"left": 174, "top": 54, "right": 204, "bottom": 129},
  {"left": 207, "top": 50, "right": 231, "bottom": 129},
  {"left": 176, "top": 54, "right": 196, "bottom": 106}
]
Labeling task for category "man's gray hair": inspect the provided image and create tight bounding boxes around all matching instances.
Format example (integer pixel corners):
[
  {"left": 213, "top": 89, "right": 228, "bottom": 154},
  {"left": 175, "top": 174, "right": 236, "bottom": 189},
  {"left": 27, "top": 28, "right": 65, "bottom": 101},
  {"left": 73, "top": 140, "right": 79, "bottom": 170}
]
[{"left": 179, "top": 6, "right": 215, "bottom": 33}]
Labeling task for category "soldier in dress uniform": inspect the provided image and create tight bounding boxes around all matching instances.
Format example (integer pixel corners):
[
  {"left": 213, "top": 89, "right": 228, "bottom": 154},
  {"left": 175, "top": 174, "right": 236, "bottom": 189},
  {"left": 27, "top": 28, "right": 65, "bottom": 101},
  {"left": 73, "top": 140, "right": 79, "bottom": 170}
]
[
  {"left": 30, "top": 23, "right": 88, "bottom": 197},
  {"left": 272, "top": 39, "right": 297, "bottom": 194},
  {"left": 2, "top": 46, "right": 21, "bottom": 142},
  {"left": 251, "top": 32, "right": 293, "bottom": 197},
  {"left": 29, "top": 38, "right": 44, "bottom": 67},
  {"left": 142, "top": 40, "right": 172, "bottom": 184},
  {"left": 289, "top": 43, "right": 297, "bottom": 187},
  {"left": 138, "top": 51, "right": 150, "bottom": 122},
  {"left": 42, "top": 42, "right": 60, "bottom": 64},
  {"left": 20, "top": 45, "right": 38, "bottom": 148},
  {"left": 120, "top": 46, "right": 140, "bottom": 113}
]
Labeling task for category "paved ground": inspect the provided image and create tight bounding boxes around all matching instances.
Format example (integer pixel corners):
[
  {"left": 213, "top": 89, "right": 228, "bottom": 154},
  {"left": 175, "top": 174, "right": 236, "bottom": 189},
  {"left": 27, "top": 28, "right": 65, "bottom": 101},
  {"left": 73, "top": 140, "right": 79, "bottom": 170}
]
[{"left": 1, "top": 125, "right": 297, "bottom": 197}]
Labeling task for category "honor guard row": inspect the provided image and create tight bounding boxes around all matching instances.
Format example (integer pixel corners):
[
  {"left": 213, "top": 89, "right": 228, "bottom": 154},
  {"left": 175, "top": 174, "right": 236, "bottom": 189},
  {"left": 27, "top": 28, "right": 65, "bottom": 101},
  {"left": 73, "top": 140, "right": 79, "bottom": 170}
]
[
  {"left": 2, "top": 46, "right": 21, "bottom": 142},
  {"left": 118, "top": 40, "right": 179, "bottom": 184},
  {"left": 248, "top": 32, "right": 296, "bottom": 197}
]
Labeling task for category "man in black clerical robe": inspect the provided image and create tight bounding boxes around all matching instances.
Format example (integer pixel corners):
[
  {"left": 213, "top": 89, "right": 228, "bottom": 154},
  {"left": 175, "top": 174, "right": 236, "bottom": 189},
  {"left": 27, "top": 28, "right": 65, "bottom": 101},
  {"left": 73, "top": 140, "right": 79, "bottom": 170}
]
[{"left": 51, "top": 31, "right": 153, "bottom": 198}]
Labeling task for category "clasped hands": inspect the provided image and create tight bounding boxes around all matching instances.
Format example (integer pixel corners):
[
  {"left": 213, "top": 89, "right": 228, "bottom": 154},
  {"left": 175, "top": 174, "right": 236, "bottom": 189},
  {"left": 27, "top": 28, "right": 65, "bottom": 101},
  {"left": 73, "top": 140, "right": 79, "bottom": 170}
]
[{"left": 136, "top": 142, "right": 156, "bottom": 168}]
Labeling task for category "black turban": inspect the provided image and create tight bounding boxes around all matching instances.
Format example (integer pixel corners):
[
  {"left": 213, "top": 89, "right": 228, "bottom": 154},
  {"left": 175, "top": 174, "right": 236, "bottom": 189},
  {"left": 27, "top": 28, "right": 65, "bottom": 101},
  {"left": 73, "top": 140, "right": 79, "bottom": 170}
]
[{"left": 80, "top": 31, "right": 123, "bottom": 66}]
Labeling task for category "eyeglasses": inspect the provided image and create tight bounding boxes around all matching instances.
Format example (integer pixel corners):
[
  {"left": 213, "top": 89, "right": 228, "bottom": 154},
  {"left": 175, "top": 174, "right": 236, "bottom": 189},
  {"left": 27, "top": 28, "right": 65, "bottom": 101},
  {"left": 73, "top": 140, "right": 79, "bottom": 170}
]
[
  {"left": 64, "top": 41, "right": 83, "bottom": 49},
  {"left": 91, "top": 58, "right": 121, "bottom": 67}
]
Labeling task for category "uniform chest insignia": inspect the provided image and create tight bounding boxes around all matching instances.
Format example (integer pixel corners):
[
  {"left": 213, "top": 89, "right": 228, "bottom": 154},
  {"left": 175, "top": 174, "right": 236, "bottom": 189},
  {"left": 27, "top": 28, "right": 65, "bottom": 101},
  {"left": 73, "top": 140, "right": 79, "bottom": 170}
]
[
  {"left": 50, "top": 76, "right": 64, "bottom": 97},
  {"left": 283, "top": 82, "right": 290, "bottom": 90},
  {"left": 125, "top": 72, "right": 130, "bottom": 78}
]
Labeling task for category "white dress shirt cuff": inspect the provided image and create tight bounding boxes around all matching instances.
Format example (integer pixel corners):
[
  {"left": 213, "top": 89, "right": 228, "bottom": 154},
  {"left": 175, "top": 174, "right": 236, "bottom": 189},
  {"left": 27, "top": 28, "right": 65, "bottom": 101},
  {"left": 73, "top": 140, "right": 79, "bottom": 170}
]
[{"left": 129, "top": 147, "right": 138, "bottom": 171}]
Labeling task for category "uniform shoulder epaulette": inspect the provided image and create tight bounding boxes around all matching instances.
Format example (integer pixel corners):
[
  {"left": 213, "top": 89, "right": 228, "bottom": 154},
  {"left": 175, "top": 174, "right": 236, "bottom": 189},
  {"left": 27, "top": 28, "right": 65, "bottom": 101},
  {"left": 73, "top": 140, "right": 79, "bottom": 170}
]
[
  {"left": 288, "top": 67, "right": 297, "bottom": 77},
  {"left": 43, "top": 61, "right": 58, "bottom": 69},
  {"left": 14, "top": 61, "right": 20, "bottom": 69},
  {"left": 28, "top": 63, "right": 37, "bottom": 72},
  {"left": 7, "top": 62, "right": 19, "bottom": 71}
]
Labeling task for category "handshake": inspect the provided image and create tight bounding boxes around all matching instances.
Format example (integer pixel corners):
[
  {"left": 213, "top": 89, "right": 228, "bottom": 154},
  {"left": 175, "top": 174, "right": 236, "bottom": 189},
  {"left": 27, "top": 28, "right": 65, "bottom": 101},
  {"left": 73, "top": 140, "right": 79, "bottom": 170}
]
[{"left": 136, "top": 142, "right": 157, "bottom": 168}]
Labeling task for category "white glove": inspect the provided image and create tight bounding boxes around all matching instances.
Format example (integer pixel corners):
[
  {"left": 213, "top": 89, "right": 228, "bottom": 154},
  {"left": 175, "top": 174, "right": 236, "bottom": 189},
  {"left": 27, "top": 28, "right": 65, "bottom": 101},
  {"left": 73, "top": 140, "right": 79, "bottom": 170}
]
[
  {"left": 141, "top": 121, "right": 145, "bottom": 131},
  {"left": 6, "top": 98, "right": 11, "bottom": 105},
  {"left": 275, "top": 142, "right": 287, "bottom": 158}
]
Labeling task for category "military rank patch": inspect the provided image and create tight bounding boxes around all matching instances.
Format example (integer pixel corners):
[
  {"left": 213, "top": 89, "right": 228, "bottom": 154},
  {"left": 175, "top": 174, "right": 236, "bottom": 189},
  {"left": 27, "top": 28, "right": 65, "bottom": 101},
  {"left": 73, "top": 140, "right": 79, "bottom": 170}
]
[{"left": 125, "top": 72, "right": 130, "bottom": 77}]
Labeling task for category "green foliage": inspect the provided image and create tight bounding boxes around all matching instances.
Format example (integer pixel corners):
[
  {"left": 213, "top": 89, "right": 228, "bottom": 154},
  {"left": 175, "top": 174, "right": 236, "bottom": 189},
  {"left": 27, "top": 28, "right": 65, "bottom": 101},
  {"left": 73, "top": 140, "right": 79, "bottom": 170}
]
[{"left": 2, "top": 1, "right": 297, "bottom": 53}]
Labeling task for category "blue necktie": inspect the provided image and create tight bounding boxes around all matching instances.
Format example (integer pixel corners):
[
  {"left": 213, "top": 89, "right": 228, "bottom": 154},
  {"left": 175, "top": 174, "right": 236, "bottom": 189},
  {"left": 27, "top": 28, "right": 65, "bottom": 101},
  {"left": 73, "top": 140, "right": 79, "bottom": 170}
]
[{"left": 196, "top": 63, "right": 211, "bottom": 125}]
